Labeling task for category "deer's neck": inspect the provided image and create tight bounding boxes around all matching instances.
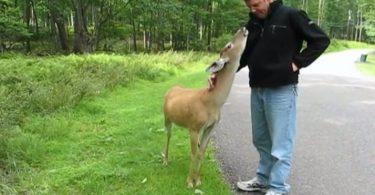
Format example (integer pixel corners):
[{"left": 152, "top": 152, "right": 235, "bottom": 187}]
[{"left": 208, "top": 60, "right": 240, "bottom": 107}]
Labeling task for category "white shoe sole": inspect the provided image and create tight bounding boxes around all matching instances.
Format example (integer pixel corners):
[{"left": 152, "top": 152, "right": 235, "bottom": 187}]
[{"left": 237, "top": 182, "right": 268, "bottom": 192}]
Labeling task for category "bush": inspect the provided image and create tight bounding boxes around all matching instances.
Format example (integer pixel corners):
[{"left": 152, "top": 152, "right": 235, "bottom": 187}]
[
  {"left": 0, "top": 52, "right": 210, "bottom": 130},
  {"left": 326, "top": 39, "right": 375, "bottom": 52}
]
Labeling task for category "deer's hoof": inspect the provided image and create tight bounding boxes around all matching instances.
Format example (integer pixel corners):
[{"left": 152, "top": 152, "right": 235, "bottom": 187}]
[
  {"left": 195, "top": 177, "right": 202, "bottom": 187},
  {"left": 186, "top": 175, "right": 202, "bottom": 188},
  {"left": 161, "top": 152, "right": 168, "bottom": 166},
  {"left": 186, "top": 177, "right": 194, "bottom": 188},
  {"left": 187, "top": 181, "right": 194, "bottom": 188}
]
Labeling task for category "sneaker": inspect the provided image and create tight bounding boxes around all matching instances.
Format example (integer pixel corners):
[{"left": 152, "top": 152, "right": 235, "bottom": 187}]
[
  {"left": 236, "top": 177, "right": 268, "bottom": 192},
  {"left": 265, "top": 190, "right": 284, "bottom": 195}
]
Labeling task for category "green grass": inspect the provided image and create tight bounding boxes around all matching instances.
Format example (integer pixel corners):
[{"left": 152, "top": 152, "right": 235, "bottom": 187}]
[
  {"left": 0, "top": 53, "right": 231, "bottom": 194},
  {"left": 0, "top": 52, "right": 213, "bottom": 129},
  {"left": 357, "top": 53, "right": 375, "bottom": 76},
  {"left": 326, "top": 39, "right": 375, "bottom": 53}
]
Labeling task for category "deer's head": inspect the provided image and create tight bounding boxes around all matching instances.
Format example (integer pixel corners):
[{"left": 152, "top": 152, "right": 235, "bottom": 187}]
[{"left": 206, "top": 27, "right": 248, "bottom": 74}]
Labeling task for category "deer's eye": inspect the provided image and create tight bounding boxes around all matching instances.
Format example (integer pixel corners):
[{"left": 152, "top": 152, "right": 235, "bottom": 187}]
[{"left": 227, "top": 44, "right": 232, "bottom": 49}]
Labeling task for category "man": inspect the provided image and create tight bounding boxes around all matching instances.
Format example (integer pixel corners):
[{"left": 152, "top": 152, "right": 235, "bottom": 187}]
[{"left": 236, "top": 0, "right": 330, "bottom": 195}]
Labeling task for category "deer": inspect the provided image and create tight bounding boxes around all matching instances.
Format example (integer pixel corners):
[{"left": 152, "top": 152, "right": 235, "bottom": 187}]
[{"left": 162, "top": 27, "right": 248, "bottom": 188}]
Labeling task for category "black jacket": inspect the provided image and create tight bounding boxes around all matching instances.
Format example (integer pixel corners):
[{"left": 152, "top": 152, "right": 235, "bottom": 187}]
[{"left": 238, "top": 0, "right": 330, "bottom": 87}]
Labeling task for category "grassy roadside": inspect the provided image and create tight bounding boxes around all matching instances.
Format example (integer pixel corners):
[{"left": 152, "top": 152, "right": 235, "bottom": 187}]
[
  {"left": 357, "top": 53, "right": 375, "bottom": 76},
  {"left": 326, "top": 39, "right": 375, "bottom": 77},
  {"left": 0, "top": 52, "right": 210, "bottom": 129},
  {"left": 326, "top": 39, "right": 375, "bottom": 53},
  {"left": 1, "top": 53, "right": 231, "bottom": 194}
]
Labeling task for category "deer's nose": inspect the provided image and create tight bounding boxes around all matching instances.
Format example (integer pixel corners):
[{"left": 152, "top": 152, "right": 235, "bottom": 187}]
[{"left": 242, "top": 27, "right": 248, "bottom": 36}]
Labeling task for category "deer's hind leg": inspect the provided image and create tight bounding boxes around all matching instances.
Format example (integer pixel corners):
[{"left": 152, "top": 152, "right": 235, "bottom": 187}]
[
  {"left": 194, "top": 122, "right": 216, "bottom": 185},
  {"left": 163, "top": 117, "right": 172, "bottom": 165}
]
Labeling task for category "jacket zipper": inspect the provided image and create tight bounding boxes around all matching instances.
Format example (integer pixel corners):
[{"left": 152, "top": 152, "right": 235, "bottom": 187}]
[
  {"left": 271, "top": 25, "right": 287, "bottom": 34},
  {"left": 253, "top": 22, "right": 264, "bottom": 37}
]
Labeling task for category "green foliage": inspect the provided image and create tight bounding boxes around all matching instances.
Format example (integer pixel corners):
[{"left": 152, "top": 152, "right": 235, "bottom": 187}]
[
  {"left": 357, "top": 53, "right": 375, "bottom": 76},
  {"left": 212, "top": 33, "right": 233, "bottom": 52},
  {"left": 326, "top": 39, "right": 375, "bottom": 52},
  {"left": 0, "top": 2, "right": 31, "bottom": 51},
  {"left": 363, "top": 2, "right": 375, "bottom": 43}
]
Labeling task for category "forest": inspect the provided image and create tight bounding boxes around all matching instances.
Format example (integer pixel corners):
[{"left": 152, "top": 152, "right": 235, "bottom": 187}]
[{"left": 1, "top": 0, "right": 375, "bottom": 54}]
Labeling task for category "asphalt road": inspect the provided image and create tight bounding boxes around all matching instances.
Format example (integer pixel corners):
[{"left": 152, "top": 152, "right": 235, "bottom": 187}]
[{"left": 212, "top": 50, "right": 375, "bottom": 195}]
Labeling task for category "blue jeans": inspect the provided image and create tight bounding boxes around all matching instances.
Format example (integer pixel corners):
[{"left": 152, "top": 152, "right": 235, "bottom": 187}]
[{"left": 251, "top": 84, "right": 297, "bottom": 194}]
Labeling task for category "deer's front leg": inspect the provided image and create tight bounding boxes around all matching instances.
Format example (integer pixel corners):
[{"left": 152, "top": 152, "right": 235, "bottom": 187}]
[{"left": 187, "top": 130, "right": 199, "bottom": 188}]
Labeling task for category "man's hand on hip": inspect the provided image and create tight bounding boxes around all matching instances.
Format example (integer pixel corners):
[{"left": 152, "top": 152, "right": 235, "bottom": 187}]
[{"left": 292, "top": 63, "right": 299, "bottom": 72}]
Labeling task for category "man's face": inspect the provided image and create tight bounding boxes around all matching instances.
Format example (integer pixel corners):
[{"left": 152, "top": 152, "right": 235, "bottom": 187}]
[{"left": 244, "top": 0, "right": 271, "bottom": 19}]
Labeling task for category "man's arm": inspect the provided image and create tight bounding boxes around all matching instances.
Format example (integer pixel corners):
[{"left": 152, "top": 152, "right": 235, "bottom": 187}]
[
  {"left": 237, "top": 22, "right": 253, "bottom": 72},
  {"left": 237, "top": 42, "right": 251, "bottom": 72},
  {"left": 237, "top": 19, "right": 259, "bottom": 72},
  {"left": 290, "top": 10, "right": 330, "bottom": 69}
]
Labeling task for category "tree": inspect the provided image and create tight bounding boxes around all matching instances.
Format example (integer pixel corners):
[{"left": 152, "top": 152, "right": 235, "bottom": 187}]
[
  {"left": 361, "top": 0, "right": 375, "bottom": 42},
  {"left": 0, "top": 0, "right": 31, "bottom": 52},
  {"left": 1, "top": 0, "right": 375, "bottom": 53},
  {"left": 48, "top": 0, "right": 69, "bottom": 51}
]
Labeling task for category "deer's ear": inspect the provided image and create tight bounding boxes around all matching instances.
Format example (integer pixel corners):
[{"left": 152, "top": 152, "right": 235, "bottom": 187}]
[
  {"left": 226, "top": 43, "right": 233, "bottom": 49},
  {"left": 205, "top": 58, "right": 229, "bottom": 73}
]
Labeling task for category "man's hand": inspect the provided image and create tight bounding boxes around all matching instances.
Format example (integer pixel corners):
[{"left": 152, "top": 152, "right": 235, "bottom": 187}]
[{"left": 292, "top": 63, "right": 299, "bottom": 72}]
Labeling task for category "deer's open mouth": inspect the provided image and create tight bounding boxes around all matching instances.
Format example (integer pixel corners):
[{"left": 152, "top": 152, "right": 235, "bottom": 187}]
[
  {"left": 206, "top": 57, "right": 229, "bottom": 90},
  {"left": 206, "top": 58, "right": 229, "bottom": 74},
  {"left": 210, "top": 72, "right": 218, "bottom": 87}
]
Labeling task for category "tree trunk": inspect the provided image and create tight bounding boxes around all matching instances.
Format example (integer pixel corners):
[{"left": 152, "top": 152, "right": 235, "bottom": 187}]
[
  {"left": 130, "top": 8, "right": 137, "bottom": 52},
  {"left": 72, "top": 0, "right": 89, "bottom": 53},
  {"left": 70, "top": 11, "right": 74, "bottom": 27},
  {"left": 49, "top": 0, "right": 69, "bottom": 52},
  {"left": 318, "top": 0, "right": 324, "bottom": 26},
  {"left": 24, "top": 0, "right": 32, "bottom": 52},
  {"left": 30, "top": 0, "right": 39, "bottom": 34},
  {"left": 144, "top": 30, "right": 148, "bottom": 51},
  {"left": 199, "top": 18, "right": 203, "bottom": 40},
  {"left": 0, "top": 42, "right": 4, "bottom": 53},
  {"left": 169, "top": 33, "right": 172, "bottom": 49},
  {"left": 346, "top": 9, "right": 351, "bottom": 40},
  {"left": 207, "top": 0, "right": 213, "bottom": 51},
  {"left": 359, "top": 10, "right": 363, "bottom": 42},
  {"left": 354, "top": 9, "right": 359, "bottom": 41},
  {"left": 302, "top": 0, "right": 309, "bottom": 13},
  {"left": 93, "top": 5, "right": 100, "bottom": 51}
]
